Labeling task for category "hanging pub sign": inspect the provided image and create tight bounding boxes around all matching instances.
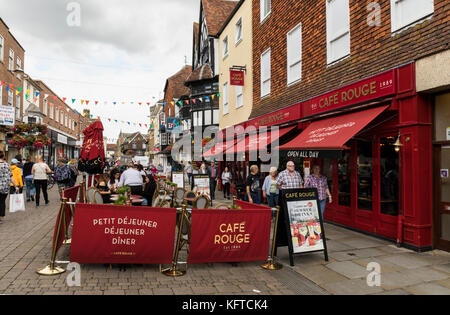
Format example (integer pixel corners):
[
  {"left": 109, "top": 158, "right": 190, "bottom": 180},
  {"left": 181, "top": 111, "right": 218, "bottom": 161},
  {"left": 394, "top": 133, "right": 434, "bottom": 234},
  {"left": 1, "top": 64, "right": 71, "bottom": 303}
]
[
  {"left": 0, "top": 105, "right": 15, "bottom": 126},
  {"left": 230, "top": 70, "right": 245, "bottom": 86},
  {"left": 279, "top": 188, "right": 328, "bottom": 266},
  {"left": 193, "top": 174, "right": 210, "bottom": 198}
]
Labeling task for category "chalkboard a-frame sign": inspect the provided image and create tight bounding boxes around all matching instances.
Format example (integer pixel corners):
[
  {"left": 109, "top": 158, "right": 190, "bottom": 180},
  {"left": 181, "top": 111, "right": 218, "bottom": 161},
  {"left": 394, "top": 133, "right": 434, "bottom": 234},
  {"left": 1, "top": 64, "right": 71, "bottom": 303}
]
[{"left": 279, "top": 188, "right": 329, "bottom": 266}]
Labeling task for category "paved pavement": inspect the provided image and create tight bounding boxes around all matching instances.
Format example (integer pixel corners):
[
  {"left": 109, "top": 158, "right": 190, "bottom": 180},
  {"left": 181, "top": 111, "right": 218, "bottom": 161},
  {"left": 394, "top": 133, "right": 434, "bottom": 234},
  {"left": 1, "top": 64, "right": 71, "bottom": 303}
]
[{"left": 0, "top": 187, "right": 449, "bottom": 295}]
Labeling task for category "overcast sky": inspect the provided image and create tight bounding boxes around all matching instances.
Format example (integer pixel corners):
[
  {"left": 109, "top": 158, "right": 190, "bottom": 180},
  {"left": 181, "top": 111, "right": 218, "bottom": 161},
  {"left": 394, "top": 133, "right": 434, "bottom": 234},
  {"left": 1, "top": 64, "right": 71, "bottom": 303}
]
[{"left": 0, "top": 0, "right": 199, "bottom": 142}]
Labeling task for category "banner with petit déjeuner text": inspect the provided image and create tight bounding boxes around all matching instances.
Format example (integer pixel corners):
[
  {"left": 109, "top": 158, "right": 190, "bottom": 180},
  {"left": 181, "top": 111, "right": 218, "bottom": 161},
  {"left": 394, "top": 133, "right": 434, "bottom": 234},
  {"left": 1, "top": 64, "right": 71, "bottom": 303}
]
[
  {"left": 188, "top": 208, "right": 271, "bottom": 264},
  {"left": 70, "top": 204, "right": 176, "bottom": 264}
]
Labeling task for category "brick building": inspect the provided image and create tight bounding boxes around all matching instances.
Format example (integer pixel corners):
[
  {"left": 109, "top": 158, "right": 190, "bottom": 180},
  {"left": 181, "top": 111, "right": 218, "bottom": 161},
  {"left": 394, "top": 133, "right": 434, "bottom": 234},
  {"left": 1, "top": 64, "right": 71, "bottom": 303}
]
[
  {"left": 0, "top": 18, "right": 25, "bottom": 158},
  {"left": 218, "top": 0, "right": 450, "bottom": 251},
  {"left": 34, "top": 80, "right": 89, "bottom": 167}
]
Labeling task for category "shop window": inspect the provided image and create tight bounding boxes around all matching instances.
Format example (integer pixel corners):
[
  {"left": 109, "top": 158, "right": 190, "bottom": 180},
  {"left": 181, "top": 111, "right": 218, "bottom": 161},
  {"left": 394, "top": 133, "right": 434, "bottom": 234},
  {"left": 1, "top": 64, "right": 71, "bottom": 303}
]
[
  {"left": 338, "top": 151, "right": 351, "bottom": 207},
  {"left": 357, "top": 140, "right": 373, "bottom": 211},
  {"left": 323, "top": 159, "right": 333, "bottom": 195},
  {"left": 380, "top": 137, "right": 399, "bottom": 216}
]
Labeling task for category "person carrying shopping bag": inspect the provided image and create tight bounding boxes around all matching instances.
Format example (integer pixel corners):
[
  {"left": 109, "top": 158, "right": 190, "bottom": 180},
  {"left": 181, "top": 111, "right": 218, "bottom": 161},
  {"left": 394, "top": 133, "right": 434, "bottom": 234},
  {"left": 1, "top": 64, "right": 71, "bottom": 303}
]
[
  {"left": 10, "top": 159, "right": 23, "bottom": 194},
  {"left": 0, "top": 152, "right": 20, "bottom": 222}
]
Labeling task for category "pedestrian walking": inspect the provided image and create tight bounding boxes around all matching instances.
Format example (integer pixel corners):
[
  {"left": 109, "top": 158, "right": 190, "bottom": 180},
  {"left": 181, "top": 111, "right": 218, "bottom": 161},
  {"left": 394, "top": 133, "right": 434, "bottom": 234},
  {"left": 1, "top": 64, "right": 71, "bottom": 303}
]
[
  {"left": 32, "top": 155, "right": 52, "bottom": 208},
  {"left": 221, "top": 167, "right": 232, "bottom": 199},
  {"left": 246, "top": 165, "right": 261, "bottom": 204},
  {"left": 10, "top": 159, "right": 23, "bottom": 194},
  {"left": 23, "top": 157, "right": 36, "bottom": 202},
  {"left": 208, "top": 162, "right": 219, "bottom": 200},
  {"left": 277, "top": 161, "right": 304, "bottom": 190},
  {"left": 54, "top": 159, "right": 72, "bottom": 200},
  {"left": 304, "top": 164, "right": 332, "bottom": 217},
  {"left": 68, "top": 159, "right": 79, "bottom": 188},
  {"left": 0, "top": 152, "right": 18, "bottom": 222},
  {"left": 262, "top": 167, "right": 279, "bottom": 208},
  {"left": 185, "top": 161, "right": 193, "bottom": 186}
]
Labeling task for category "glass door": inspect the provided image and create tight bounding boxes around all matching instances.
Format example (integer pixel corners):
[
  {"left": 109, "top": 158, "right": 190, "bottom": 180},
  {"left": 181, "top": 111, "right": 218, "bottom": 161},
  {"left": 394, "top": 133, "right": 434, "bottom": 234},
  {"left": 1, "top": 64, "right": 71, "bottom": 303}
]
[{"left": 436, "top": 145, "right": 450, "bottom": 251}]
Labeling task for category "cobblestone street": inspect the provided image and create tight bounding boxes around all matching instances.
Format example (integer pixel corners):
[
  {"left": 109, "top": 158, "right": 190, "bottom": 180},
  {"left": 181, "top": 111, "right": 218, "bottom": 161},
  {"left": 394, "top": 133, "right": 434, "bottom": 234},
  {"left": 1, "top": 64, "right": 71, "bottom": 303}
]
[{"left": 0, "top": 187, "right": 449, "bottom": 295}]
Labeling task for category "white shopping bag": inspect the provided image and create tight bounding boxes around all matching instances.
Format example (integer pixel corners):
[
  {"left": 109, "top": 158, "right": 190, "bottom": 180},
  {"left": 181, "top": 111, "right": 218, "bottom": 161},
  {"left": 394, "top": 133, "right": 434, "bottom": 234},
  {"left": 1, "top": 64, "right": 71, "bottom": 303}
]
[{"left": 9, "top": 193, "right": 25, "bottom": 213}]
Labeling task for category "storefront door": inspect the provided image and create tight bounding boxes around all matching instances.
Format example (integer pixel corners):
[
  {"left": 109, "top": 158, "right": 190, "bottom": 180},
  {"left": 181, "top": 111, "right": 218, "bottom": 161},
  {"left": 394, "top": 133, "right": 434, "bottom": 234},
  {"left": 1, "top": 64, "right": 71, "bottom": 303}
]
[
  {"left": 355, "top": 140, "right": 377, "bottom": 233},
  {"left": 434, "top": 144, "right": 450, "bottom": 251},
  {"left": 376, "top": 135, "right": 400, "bottom": 239}
]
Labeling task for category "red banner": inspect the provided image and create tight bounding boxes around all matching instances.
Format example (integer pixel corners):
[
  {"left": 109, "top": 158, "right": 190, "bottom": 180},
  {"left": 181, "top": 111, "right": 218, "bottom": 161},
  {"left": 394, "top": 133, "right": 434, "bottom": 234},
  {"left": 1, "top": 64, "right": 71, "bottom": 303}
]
[
  {"left": 188, "top": 208, "right": 271, "bottom": 264},
  {"left": 52, "top": 202, "right": 74, "bottom": 255},
  {"left": 230, "top": 70, "right": 245, "bottom": 86},
  {"left": 235, "top": 200, "right": 273, "bottom": 210},
  {"left": 70, "top": 204, "right": 176, "bottom": 264},
  {"left": 63, "top": 186, "right": 79, "bottom": 203}
]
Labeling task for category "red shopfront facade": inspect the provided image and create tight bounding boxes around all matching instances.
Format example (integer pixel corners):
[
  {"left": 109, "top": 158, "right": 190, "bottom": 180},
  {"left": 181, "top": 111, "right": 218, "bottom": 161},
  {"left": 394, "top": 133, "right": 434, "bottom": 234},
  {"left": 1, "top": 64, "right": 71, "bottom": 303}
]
[{"left": 238, "top": 63, "right": 432, "bottom": 251}]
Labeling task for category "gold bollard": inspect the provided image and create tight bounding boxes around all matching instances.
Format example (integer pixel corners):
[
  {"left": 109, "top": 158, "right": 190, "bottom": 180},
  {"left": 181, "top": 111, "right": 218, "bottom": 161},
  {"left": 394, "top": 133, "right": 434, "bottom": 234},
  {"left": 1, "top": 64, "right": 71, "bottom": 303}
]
[
  {"left": 163, "top": 205, "right": 187, "bottom": 277},
  {"left": 61, "top": 198, "right": 72, "bottom": 245},
  {"left": 37, "top": 202, "right": 66, "bottom": 276},
  {"left": 262, "top": 206, "right": 283, "bottom": 270}
]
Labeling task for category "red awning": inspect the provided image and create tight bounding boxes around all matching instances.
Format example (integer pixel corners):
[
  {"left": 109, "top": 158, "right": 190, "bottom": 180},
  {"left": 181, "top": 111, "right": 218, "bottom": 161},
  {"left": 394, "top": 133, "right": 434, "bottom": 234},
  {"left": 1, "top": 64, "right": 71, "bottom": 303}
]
[
  {"left": 226, "top": 125, "right": 297, "bottom": 154},
  {"left": 203, "top": 138, "right": 238, "bottom": 158},
  {"left": 279, "top": 105, "right": 389, "bottom": 151}
]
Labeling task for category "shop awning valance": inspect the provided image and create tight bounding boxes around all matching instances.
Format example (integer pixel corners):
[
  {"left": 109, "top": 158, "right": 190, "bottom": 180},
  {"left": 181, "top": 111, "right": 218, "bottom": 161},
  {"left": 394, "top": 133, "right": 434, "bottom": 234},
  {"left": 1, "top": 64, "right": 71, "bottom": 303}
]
[
  {"left": 203, "top": 138, "right": 238, "bottom": 158},
  {"left": 279, "top": 105, "right": 390, "bottom": 155},
  {"left": 226, "top": 125, "right": 297, "bottom": 155}
]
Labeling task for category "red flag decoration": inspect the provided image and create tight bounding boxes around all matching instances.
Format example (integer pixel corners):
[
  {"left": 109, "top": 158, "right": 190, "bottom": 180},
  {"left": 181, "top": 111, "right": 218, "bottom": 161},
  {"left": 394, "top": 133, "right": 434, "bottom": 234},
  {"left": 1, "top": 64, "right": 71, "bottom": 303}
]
[
  {"left": 192, "top": 99, "right": 196, "bottom": 104},
  {"left": 95, "top": 101, "right": 98, "bottom": 105},
  {"left": 86, "top": 101, "right": 89, "bottom": 105},
  {"left": 70, "top": 204, "right": 177, "bottom": 264},
  {"left": 0, "top": 81, "right": 4, "bottom": 86},
  {"left": 53, "top": 96, "right": 57, "bottom": 100},
  {"left": 63, "top": 97, "right": 67, "bottom": 102},
  {"left": 187, "top": 208, "right": 271, "bottom": 264},
  {"left": 78, "top": 121, "right": 106, "bottom": 174},
  {"left": 49, "top": 103, "right": 54, "bottom": 107}
]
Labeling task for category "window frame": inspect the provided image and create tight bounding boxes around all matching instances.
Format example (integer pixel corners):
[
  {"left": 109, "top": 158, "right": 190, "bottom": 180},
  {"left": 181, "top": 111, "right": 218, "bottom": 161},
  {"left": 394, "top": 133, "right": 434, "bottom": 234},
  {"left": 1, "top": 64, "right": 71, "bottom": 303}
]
[
  {"left": 235, "top": 85, "right": 243, "bottom": 109},
  {"left": 235, "top": 17, "right": 243, "bottom": 45},
  {"left": 223, "top": 82, "right": 229, "bottom": 115},
  {"left": 9, "top": 49, "right": 14, "bottom": 71},
  {"left": 260, "top": 48, "right": 271, "bottom": 98},
  {"left": 390, "top": 0, "right": 434, "bottom": 33},
  {"left": 287, "top": 22, "right": 303, "bottom": 86},
  {"left": 0, "top": 35, "right": 4, "bottom": 63},
  {"left": 260, "top": 0, "right": 271, "bottom": 23},
  {"left": 222, "top": 35, "right": 229, "bottom": 59},
  {"left": 326, "top": 0, "right": 351, "bottom": 65}
]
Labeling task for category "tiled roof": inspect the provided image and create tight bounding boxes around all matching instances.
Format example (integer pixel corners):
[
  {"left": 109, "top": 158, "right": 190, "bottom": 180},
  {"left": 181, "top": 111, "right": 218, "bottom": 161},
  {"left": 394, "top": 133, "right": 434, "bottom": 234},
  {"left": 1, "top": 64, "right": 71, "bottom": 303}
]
[
  {"left": 107, "top": 144, "right": 117, "bottom": 151},
  {"left": 202, "top": 0, "right": 239, "bottom": 36},
  {"left": 185, "top": 64, "right": 214, "bottom": 84},
  {"left": 166, "top": 65, "right": 192, "bottom": 99}
]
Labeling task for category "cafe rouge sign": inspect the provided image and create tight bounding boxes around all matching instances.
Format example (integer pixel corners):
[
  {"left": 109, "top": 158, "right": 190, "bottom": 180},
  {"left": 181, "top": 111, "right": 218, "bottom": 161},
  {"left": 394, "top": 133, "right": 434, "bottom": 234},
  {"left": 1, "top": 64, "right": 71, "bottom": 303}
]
[{"left": 307, "top": 70, "right": 396, "bottom": 116}]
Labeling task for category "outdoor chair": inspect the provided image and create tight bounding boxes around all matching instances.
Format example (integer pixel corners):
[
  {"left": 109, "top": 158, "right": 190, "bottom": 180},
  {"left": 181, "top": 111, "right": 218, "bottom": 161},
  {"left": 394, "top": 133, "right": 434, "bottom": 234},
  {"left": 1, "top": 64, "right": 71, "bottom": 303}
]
[
  {"left": 93, "top": 191, "right": 104, "bottom": 205},
  {"left": 86, "top": 187, "right": 97, "bottom": 204},
  {"left": 193, "top": 194, "right": 211, "bottom": 209},
  {"left": 174, "top": 188, "right": 186, "bottom": 207}
]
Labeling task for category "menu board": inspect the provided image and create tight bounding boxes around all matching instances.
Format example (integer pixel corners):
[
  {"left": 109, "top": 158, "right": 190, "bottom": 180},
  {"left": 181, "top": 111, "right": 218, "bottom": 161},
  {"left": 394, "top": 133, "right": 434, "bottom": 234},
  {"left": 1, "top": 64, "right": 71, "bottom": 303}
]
[
  {"left": 172, "top": 172, "right": 184, "bottom": 189},
  {"left": 280, "top": 188, "right": 328, "bottom": 266},
  {"left": 193, "top": 175, "right": 211, "bottom": 198}
]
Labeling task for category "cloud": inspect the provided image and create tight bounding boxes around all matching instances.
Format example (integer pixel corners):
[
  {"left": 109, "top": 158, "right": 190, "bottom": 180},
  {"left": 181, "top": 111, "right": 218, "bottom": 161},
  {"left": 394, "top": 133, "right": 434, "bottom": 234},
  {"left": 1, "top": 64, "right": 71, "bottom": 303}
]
[{"left": 0, "top": 0, "right": 200, "bottom": 140}]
